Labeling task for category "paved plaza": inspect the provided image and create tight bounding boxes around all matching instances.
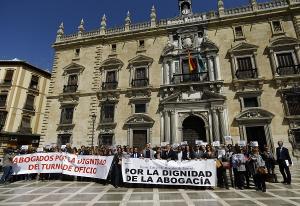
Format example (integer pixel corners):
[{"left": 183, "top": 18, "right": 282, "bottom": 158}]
[{"left": 0, "top": 163, "right": 300, "bottom": 206}]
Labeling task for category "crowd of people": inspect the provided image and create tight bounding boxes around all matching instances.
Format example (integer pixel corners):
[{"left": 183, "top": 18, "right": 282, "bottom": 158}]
[{"left": 0, "top": 141, "right": 293, "bottom": 193}]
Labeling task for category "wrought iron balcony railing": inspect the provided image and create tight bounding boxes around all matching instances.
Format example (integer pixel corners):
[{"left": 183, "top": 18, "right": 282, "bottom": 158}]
[
  {"left": 277, "top": 65, "right": 300, "bottom": 76},
  {"left": 235, "top": 68, "right": 258, "bottom": 79},
  {"left": 102, "top": 81, "right": 118, "bottom": 90},
  {"left": 63, "top": 85, "right": 78, "bottom": 93},
  {"left": 131, "top": 78, "right": 149, "bottom": 88},
  {"left": 172, "top": 72, "right": 209, "bottom": 83},
  {"left": 23, "top": 104, "right": 35, "bottom": 111}
]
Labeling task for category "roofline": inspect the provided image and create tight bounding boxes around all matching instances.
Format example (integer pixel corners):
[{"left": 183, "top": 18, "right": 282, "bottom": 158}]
[{"left": 0, "top": 60, "right": 51, "bottom": 77}]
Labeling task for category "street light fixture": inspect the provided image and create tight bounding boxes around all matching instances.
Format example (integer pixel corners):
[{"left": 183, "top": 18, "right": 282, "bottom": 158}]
[{"left": 91, "top": 113, "right": 97, "bottom": 147}]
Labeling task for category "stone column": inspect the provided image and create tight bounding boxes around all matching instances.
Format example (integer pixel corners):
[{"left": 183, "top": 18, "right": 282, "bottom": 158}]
[
  {"left": 170, "top": 110, "right": 176, "bottom": 144},
  {"left": 211, "top": 108, "right": 220, "bottom": 142},
  {"left": 218, "top": 107, "right": 226, "bottom": 143},
  {"left": 253, "top": 52, "right": 261, "bottom": 78},
  {"left": 207, "top": 56, "right": 215, "bottom": 81},
  {"left": 269, "top": 49, "right": 279, "bottom": 76},
  {"left": 160, "top": 112, "right": 164, "bottom": 143},
  {"left": 230, "top": 54, "right": 237, "bottom": 80},
  {"left": 239, "top": 126, "right": 245, "bottom": 140},
  {"left": 168, "top": 61, "right": 173, "bottom": 84},
  {"left": 164, "top": 110, "right": 170, "bottom": 143},
  {"left": 214, "top": 55, "right": 221, "bottom": 80}
]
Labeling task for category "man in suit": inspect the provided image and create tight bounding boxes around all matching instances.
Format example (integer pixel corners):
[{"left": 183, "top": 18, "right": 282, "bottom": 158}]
[
  {"left": 182, "top": 145, "right": 195, "bottom": 160},
  {"left": 276, "top": 141, "right": 292, "bottom": 184},
  {"left": 142, "top": 143, "right": 154, "bottom": 159},
  {"left": 131, "top": 147, "right": 142, "bottom": 158},
  {"left": 162, "top": 145, "right": 177, "bottom": 160}
]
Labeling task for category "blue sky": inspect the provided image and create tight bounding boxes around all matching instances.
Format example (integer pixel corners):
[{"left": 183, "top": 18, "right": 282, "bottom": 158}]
[{"left": 0, "top": 0, "right": 269, "bottom": 71}]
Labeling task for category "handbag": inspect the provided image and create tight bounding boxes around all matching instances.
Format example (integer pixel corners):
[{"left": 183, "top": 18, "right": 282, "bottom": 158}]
[
  {"left": 257, "top": 167, "right": 267, "bottom": 174},
  {"left": 216, "top": 160, "right": 223, "bottom": 168}
]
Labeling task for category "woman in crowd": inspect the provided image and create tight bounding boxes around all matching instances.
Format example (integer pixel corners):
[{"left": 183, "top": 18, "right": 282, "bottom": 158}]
[{"left": 248, "top": 146, "right": 267, "bottom": 192}]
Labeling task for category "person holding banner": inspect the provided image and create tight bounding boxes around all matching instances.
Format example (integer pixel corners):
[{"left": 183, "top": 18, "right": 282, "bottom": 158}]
[
  {"left": 182, "top": 145, "right": 195, "bottom": 160},
  {"left": 162, "top": 145, "right": 177, "bottom": 160},
  {"left": 112, "top": 147, "right": 124, "bottom": 188},
  {"left": 194, "top": 145, "right": 204, "bottom": 159},
  {"left": 131, "top": 147, "right": 142, "bottom": 158}
]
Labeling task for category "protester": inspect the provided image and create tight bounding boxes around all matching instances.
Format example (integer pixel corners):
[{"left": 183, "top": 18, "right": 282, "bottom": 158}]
[
  {"left": 248, "top": 146, "right": 267, "bottom": 192},
  {"left": 162, "top": 144, "right": 177, "bottom": 160},
  {"left": 262, "top": 145, "right": 277, "bottom": 183},
  {"left": 142, "top": 144, "right": 154, "bottom": 159},
  {"left": 276, "top": 141, "right": 292, "bottom": 185},
  {"left": 0, "top": 149, "right": 14, "bottom": 184}
]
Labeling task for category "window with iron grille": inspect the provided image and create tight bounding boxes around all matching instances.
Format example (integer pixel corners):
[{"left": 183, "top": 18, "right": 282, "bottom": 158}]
[
  {"left": 68, "top": 74, "right": 78, "bottom": 85},
  {"left": 106, "top": 71, "right": 116, "bottom": 83},
  {"left": 99, "top": 134, "right": 113, "bottom": 146},
  {"left": 111, "top": 44, "right": 117, "bottom": 52},
  {"left": 21, "top": 116, "right": 31, "bottom": 128},
  {"left": 237, "top": 57, "right": 253, "bottom": 71},
  {"left": 101, "top": 104, "right": 115, "bottom": 123},
  {"left": 24, "top": 94, "right": 35, "bottom": 111},
  {"left": 29, "top": 75, "right": 39, "bottom": 90},
  {"left": 277, "top": 53, "right": 294, "bottom": 67},
  {"left": 60, "top": 107, "right": 74, "bottom": 124},
  {"left": 4, "top": 70, "right": 14, "bottom": 84},
  {"left": 0, "top": 94, "right": 7, "bottom": 107},
  {"left": 286, "top": 94, "right": 300, "bottom": 116},
  {"left": 139, "top": 40, "right": 145, "bottom": 48}
]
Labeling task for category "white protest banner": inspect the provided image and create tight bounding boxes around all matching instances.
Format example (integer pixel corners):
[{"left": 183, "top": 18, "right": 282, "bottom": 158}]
[
  {"left": 21, "top": 145, "right": 29, "bottom": 150},
  {"left": 224, "top": 136, "right": 232, "bottom": 144},
  {"left": 238, "top": 140, "right": 247, "bottom": 147},
  {"left": 62, "top": 154, "right": 114, "bottom": 179},
  {"left": 122, "top": 158, "right": 216, "bottom": 187},
  {"left": 12, "top": 152, "right": 65, "bottom": 174},
  {"left": 160, "top": 142, "right": 169, "bottom": 147},
  {"left": 195, "top": 140, "right": 203, "bottom": 145},
  {"left": 212, "top": 141, "right": 220, "bottom": 147},
  {"left": 12, "top": 153, "right": 114, "bottom": 179}
]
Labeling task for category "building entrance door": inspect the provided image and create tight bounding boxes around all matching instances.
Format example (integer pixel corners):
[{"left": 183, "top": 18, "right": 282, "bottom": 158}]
[
  {"left": 246, "top": 126, "right": 267, "bottom": 151},
  {"left": 182, "top": 115, "right": 206, "bottom": 145},
  {"left": 133, "top": 130, "right": 147, "bottom": 149}
]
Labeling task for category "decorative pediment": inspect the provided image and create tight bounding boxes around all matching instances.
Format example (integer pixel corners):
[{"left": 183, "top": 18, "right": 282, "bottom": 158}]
[
  {"left": 128, "top": 55, "right": 154, "bottom": 67},
  {"left": 201, "top": 40, "right": 219, "bottom": 53},
  {"left": 235, "top": 108, "right": 274, "bottom": 124},
  {"left": 100, "top": 58, "right": 124, "bottom": 71},
  {"left": 160, "top": 91, "right": 226, "bottom": 105},
  {"left": 269, "top": 37, "right": 300, "bottom": 49},
  {"left": 62, "top": 63, "right": 85, "bottom": 76},
  {"left": 229, "top": 42, "right": 258, "bottom": 54},
  {"left": 124, "top": 114, "right": 154, "bottom": 127}
]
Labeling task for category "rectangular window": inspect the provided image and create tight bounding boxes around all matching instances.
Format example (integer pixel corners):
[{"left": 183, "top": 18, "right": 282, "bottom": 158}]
[
  {"left": 68, "top": 74, "right": 78, "bottom": 85},
  {"left": 4, "top": 70, "right": 14, "bottom": 84},
  {"left": 99, "top": 134, "right": 113, "bottom": 146},
  {"left": 29, "top": 75, "right": 39, "bottom": 90},
  {"left": 139, "top": 40, "right": 145, "bottom": 48},
  {"left": 19, "top": 115, "right": 32, "bottom": 133},
  {"left": 244, "top": 97, "right": 259, "bottom": 108},
  {"left": 60, "top": 107, "right": 74, "bottom": 124},
  {"left": 133, "top": 67, "right": 148, "bottom": 87},
  {"left": 58, "top": 134, "right": 71, "bottom": 146},
  {"left": 0, "top": 111, "right": 7, "bottom": 130},
  {"left": 277, "top": 53, "right": 294, "bottom": 67},
  {"left": 101, "top": 104, "right": 114, "bottom": 123},
  {"left": 234, "top": 26, "right": 244, "bottom": 38},
  {"left": 237, "top": 57, "right": 253, "bottom": 71},
  {"left": 272, "top": 21, "right": 283, "bottom": 33},
  {"left": 106, "top": 71, "right": 116, "bottom": 83},
  {"left": 24, "top": 94, "right": 35, "bottom": 111},
  {"left": 75, "top": 48, "right": 80, "bottom": 57},
  {"left": 111, "top": 44, "right": 117, "bottom": 52},
  {"left": 135, "top": 104, "right": 146, "bottom": 113},
  {"left": 294, "top": 129, "right": 300, "bottom": 145},
  {"left": 286, "top": 94, "right": 300, "bottom": 116},
  {"left": 0, "top": 94, "right": 7, "bottom": 107}
]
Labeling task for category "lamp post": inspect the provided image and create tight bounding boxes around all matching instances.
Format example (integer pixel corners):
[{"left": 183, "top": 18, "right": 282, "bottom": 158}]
[{"left": 91, "top": 114, "right": 97, "bottom": 147}]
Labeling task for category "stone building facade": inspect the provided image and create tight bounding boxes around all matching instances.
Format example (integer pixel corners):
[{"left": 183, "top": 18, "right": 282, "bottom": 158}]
[
  {"left": 42, "top": 0, "right": 300, "bottom": 156},
  {"left": 0, "top": 60, "right": 50, "bottom": 154}
]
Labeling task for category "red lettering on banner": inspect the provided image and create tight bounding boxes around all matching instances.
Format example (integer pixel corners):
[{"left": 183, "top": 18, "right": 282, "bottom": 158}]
[{"left": 28, "top": 164, "right": 39, "bottom": 170}]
